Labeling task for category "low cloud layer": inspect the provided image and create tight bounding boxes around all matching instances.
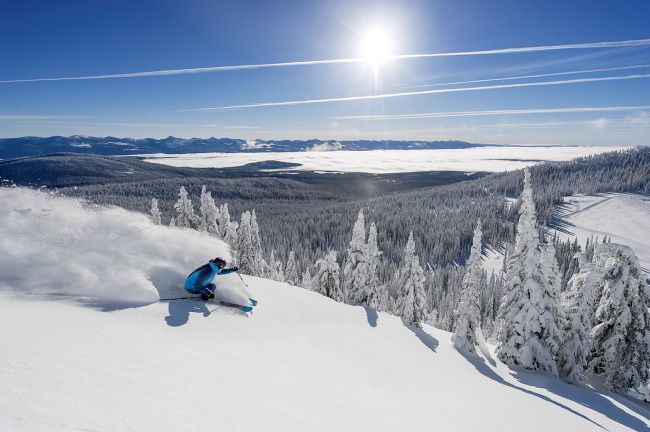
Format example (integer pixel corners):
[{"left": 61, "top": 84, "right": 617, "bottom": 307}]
[
  {"left": 306, "top": 141, "right": 343, "bottom": 152},
  {"left": 241, "top": 139, "right": 271, "bottom": 150}
]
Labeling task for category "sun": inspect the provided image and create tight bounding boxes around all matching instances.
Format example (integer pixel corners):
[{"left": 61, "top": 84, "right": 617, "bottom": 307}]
[{"left": 359, "top": 26, "right": 394, "bottom": 65}]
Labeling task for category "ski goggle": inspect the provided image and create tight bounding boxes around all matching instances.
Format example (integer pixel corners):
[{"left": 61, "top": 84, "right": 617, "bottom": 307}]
[{"left": 212, "top": 258, "right": 227, "bottom": 268}]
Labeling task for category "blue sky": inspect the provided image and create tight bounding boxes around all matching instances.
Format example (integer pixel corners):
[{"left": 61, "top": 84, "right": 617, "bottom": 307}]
[{"left": 1, "top": 0, "right": 649, "bottom": 145}]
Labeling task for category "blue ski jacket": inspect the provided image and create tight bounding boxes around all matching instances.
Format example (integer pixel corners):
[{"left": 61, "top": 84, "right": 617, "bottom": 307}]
[{"left": 184, "top": 261, "right": 237, "bottom": 293}]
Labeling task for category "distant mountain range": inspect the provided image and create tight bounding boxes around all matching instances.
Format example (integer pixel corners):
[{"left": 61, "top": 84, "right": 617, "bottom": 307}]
[{"left": 0, "top": 136, "right": 483, "bottom": 159}]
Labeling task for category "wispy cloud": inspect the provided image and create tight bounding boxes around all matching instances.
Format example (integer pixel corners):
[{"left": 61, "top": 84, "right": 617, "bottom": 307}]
[
  {"left": 222, "top": 125, "right": 259, "bottom": 129},
  {"left": 0, "top": 115, "right": 81, "bottom": 120},
  {"left": 403, "top": 64, "right": 650, "bottom": 89},
  {"left": 179, "top": 73, "right": 650, "bottom": 111},
  {"left": 331, "top": 105, "right": 650, "bottom": 121},
  {"left": 2, "top": 38, "right": 650, "bottom": 83}
]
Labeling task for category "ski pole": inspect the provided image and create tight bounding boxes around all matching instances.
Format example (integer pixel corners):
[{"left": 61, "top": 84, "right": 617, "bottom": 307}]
[
  {"left": 159, "top": 296, "right": 200, "bottom": 301},
  {"left": 236, "top": 270, "right": 249, "bottom": 288}
]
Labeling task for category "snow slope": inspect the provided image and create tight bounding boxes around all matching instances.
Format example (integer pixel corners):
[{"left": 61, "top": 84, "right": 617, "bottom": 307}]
[
  {"left": 1, "top": 188, "right": 648, "bottom": 431},
  {"left": 551, "top": 193, "right": 650, "bottom": 274},
  {"left": 139, "top": 145, "right": 628, "bottom": 174}
]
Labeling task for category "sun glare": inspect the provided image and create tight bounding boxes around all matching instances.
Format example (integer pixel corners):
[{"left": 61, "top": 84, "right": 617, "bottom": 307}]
[{"left": 359, "top": 26, "right": 393, "bottom": 65}]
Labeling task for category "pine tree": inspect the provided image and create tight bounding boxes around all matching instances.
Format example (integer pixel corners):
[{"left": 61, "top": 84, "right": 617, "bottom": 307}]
[
  {"left": 397, "top": 232, "right": 427, "bottom": 328},
  {"left": 558, "top": 256, "right": 595, "bottom": 384},
  {"left": 234, "top": 211, "right": 254, "bottom": 274},
  {"left": 586, "top": 244, "right": 650, "bottom": 393},
  {"left": 285, "top": 251, "right": 299, "bottom": 285},
  {"left": 173, "top": 186, "right": 198, "bottom": 229},
  {"left": 344, "top": 209, "right": 368, "bottom": 305},
  {"left": 453, "top": 220, "right": 484, "bottom": 354},
  {"left": 249, "top": 210, "right": 264, "bottom": 276},
  {"left": 219, "top": 203, "right": 233, "bottom": 239},
  {"left": 366, "top": 222, "right": 383, "bottom": 309},
  {"left": 169, "top": 216, "right": 176, "bottom": 227},
  {"left": 301, "top": 266, "right": 313, "bottom": 290},
  {"left": 198, "top": 185, "right": 222, "bottom": 235},
  {"left": 268, "top": 250, "right": 285, "bottom": 282},
  {"left": 314, "top": 251, "right": 343, "bottom": 301},
  {"left": 149, "top": 198, "right": 162, "bottom": 225},
  {"left": 496, "top": 169, "right": 562, "bottom": 376},
  {"left": 540, "top": 242, "right": 565, "bottom": 361}
]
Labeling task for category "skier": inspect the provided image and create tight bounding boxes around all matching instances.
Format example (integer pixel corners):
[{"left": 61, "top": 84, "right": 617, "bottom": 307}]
[{"left": 184, "top": 257, "right": 239, "bottom": 301}]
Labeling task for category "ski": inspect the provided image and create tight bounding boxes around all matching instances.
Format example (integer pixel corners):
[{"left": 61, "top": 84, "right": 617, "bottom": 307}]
[
  {"left": 159, "top": 295, "right": 201, "bottom": 301},
  {"left": 207, "top": 299, "right": 254, "bottom": 314},
  {"left": 160, "top": 295, "right": 255, "bottom": 313}
]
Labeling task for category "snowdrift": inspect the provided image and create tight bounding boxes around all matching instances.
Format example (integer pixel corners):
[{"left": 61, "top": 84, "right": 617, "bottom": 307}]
[{"left": 0, "top": 187, "right": 229, "bottom": 305}]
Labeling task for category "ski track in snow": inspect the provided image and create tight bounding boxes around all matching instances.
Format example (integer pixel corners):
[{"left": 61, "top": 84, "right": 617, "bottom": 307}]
[{"left": 551, "top": 193, "right": 650, "bottom": 274}]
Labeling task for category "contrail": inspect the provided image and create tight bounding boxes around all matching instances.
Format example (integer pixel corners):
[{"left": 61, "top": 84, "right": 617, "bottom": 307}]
[
  {"left": 404, "top": 64, "right": 650, "bottom": 89},
  {"left": 2, "top": 38, "right": 650, "bottom": 83},
  {"left": 179, "top": 73, "right": 650, "bottom": 111},
  {"left": 331, "top": 105, "right": 650, "bottom": 121}
]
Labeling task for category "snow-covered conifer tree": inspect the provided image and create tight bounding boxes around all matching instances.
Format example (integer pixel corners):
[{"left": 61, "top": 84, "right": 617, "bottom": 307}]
[
  {"left": 558, "top": 255, "right": 595, "bottom": 384},
  {"left": 268, "top": 250, "right": 285, "bottom": 282},
  {"left": 173, "top": 186, "right": 198, "bottom": 229},
  {"left": 314, "top": 251, "right": 343, "bottom": 301},
  {"left": 198, "top": 186, "right": 222, "bottom": 235},
  {"left": 426, "top": 309, "right": 439, "bottom": 327},
  {"left": 301, "top": 266, "right": 313, "bottom": 290},
  {"left": 285, "top": 251, "right": 299, "bottom": 285},
  {"left": 386, "top": 295, "right": 398, "bottom": 315},
  {"left": 249, "top": 210, "right": 264, "bottom": 276},
  {"left": 366, "top": 222, "right": 383, "bottom": 309},
  {"left": 397, "top": 231, "right": 427, "bottom": 328},
  {"left": 149, "top": 198, "right": 162, "bottom": 225},
  {"left": 453, "top": 220, "right": 484, "bottom": 354},
  {"left": 586, "top": 243, "right": 650, "bottom": 393},
  {"left": 541, "top": 244, "right": 563, "bottom": 302},
  {"left": 225, "top": 220, "right": 238, "bottom": 246},
  {"left": 169, "top": 216, "right": 176, "bottom": 227},
  {"left": 234, "top": 211, "right": 254, "bottom": 274},
  {"left": 344, "top": 209, "right": 368, "bottom": 305},
  {"left": 218, "top": 203, "right": 233, "bottom": 239},
  {"left": 496, "top": 169, "right": 562, "bottom": 376}
]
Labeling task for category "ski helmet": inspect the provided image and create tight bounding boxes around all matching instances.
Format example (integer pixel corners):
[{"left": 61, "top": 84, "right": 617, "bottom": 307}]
[{"left": 212, "top": 257, "right": 227, "bottom": 268}]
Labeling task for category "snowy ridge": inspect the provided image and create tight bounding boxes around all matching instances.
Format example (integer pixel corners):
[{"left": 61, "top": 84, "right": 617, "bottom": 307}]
[{"left": 1, "top": 188, "right": 648, "bottom": 431}]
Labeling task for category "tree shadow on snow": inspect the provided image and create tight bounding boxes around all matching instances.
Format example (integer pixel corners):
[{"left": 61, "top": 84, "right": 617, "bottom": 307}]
[
  {"left": 164, "top": 300, "right": 210, "bottom": 327},
  {"left": 460, "top": 352, "right": 648, "bottom": 430},
  {"left": 364, "top": 307, "right": 378, "bottom": 328},
  {"left": 405, "top": 324, "right": 439, "bottom": 352},
  {"left": 511, "top": 370, "right": 650, "bottom": 432}
]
